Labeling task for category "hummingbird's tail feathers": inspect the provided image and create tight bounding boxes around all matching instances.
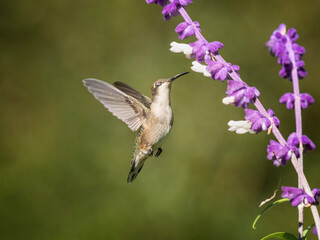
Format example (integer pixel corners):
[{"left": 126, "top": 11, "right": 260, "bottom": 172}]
[
  {"left": 127, "top": 161, "right": 144, "bottom": 184},
  {"left": 83, "top": 78, "right": 150, "bottom": 131}
]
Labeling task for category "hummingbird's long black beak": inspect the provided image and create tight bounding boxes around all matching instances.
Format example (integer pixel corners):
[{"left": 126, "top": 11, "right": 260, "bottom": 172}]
[{"left": 169, "top": 71, "right": 189, "bottom": 82}]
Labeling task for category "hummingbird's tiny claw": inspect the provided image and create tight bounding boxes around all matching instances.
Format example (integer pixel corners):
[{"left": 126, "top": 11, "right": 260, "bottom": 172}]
[
  {"left": 149, "top": 149, "right": 153, "bottom": 157},
  {"left": 155, "top": 148, "right": 162, "bottom": 157}
]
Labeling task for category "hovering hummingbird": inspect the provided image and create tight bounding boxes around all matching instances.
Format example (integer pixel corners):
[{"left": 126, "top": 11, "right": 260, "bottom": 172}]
[{"left": 83, "top": 72, "right": 189, "bottom": 183}]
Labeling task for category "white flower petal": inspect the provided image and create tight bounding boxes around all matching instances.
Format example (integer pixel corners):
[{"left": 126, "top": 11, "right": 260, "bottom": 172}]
[
  {"left": 191, "top": 61, "right": 211, "bottom": 77},
  {"left": 170, "top": 42, "right": 193, "bottom": 55},
  {"left": 222, "top": 96, "right": 235, "bottom": 105},
  {"left": 227, "top": 120, "right": 255, "bottom": 134}
]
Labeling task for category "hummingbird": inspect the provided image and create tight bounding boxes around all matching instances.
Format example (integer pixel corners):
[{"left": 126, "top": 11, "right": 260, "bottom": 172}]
[{"left": 83, "top": 72, "right": 189, "bottom": 183}]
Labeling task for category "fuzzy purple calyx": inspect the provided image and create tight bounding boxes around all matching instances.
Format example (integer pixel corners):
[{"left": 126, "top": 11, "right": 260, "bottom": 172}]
[
  {"left": 225, "top": 80, "right": 260, "bottom": 108},
  {"left": 281, "top": 186, "right": 320, "bottom": 207},
  {"left": 287, "top": 132, "right": 316, "bottom": 153},
  {"left": 189, "top": 40, "right": 224, "bottom": 63},
  {"left": 162, "top": 2, "right": 180, "bottom": 20},
  {"left": 175, "top": 21, "right": 200, "bottom": 39},
  {"left": 245, "top": 108, "right": 279, "bottom": 133},
  {"left": 206, "top": 61, "right": 239, "bottom": 81},
  {"left": 161, "top": 0, "right": 192, "bottom": 20},
  {"left": 279, "top": 92, "right": 314, "bottom": 109},
  {"left": 266, "top": 140, "right": 299, "bottom": 167}
]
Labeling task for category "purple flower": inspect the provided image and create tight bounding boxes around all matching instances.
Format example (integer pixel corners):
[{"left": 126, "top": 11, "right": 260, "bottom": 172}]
[
  {"left": 281, "top": 186, "right": 320, "bottom": 207},
  {"left": 287, "top": 132, "right": 316, "bottom": 153},
  {"left": 279, "top": 62, "right": 307, "bottom": 80},
  {"left": 206, "top": 41, "right": 224, "bottom": 54},
  {"left": 279, "top": 92, "right": 314, "bottom": 109},
  {"left": 175, "top": 21, "right": 200, "bottom": 39},
  {"left": 300, "top": 93, "right": 314, "bottom": 109},
  {"left": 189, "top": 40, "right": 223, "bottom": 63},
  {"left": 161, "top": 0, "right": 192, "bottom": 20},
  {"left": 162, "top": 2, "right": 179, "bottom": 20},
  {"left": 279, "top": 93, "right": 295, "bottom": 109},
  {"left": 206, "top": 61, "right": 239, "bottom": 81},
  {"left": 189, "top": 40, "right": 208, "bottom": 62},
  {"left": 146, "top": 0, "right": 168, "bottom": 6},
  {"left": 267, "top": 140, "right": 292, "bottom": 166},
  {"left": 313, "top": 226, "right": 318, "bottom": 236},
  {"left": 244, "top": 109, "right": 279, "bottom": 133},
  {"left": 224, "top": 80, "right": 260, "bottom": 108}
]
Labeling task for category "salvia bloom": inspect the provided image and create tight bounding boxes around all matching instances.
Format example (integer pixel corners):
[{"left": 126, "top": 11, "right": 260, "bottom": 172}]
[
  {"left": 245, "top": 109, "right": 279, "bottom": 133},
  {"left": 189, "top": 40, "right": 224, "bottom": 63},
  {"left": 300, "top": 93, "right": 315, "bottom": 109},
  {"left": 223, "top": 80, "right": 260, "bottom": 108},
  {"left": 279, "top": 92, "right": 314, "bottom": 109},
  {"left": 160, "top": 0, "right": 192, "bottom": 20},
  {"left": 281, "top": 186, "right": 320, "bottom": 207},
  {"left": 267, "top": 140, "right": 299, "bottom": 167},
  {"left": 287, "top": 132, "right": 316, "bottom": 153},
  {"left": 206, "top": 61, "right": 239, "bottom": 81},
  {"left": 266, "top": 24, "right": 307, "bottom": 80},
  {"left": 175, "top": 21, "right": 200, "bottom": 39}
]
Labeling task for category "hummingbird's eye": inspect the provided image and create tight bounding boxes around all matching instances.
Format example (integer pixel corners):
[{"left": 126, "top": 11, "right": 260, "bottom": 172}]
[{"left": 155, "top": 82, "right": 162, "bottom": 87}]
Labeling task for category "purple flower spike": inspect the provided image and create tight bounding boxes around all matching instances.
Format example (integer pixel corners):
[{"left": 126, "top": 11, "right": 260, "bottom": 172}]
[
  {"left": 266, "top": 24, "right": 287, "bottom": 57},
  {"left": 244, "top": 109, "right": 279, "bottom": 133},
  {"left": 281, "top": 186, "right": 320, "bottom": 207},
  {"left": 300, "top": 93, "right": 314, "bottom": 109},
  {"left": 175, "top": 21, "right": 200, "bottom": 39},
  {"left": 287, "top": 132, "right": 316, "bottom": 153},
  {"left": 146, "top": 0, "right": 168, "bottom": 6},
  {"left": 267, "top": 24, "right": 307, "bottom": 80},
  {"left": 267, "top": 140, "right": 293, "bottom": 167},
  {"left": 224, "top": 80, "right": 260, "bottom": 108},
  {"left": 313, "top": 226, "right": 318, "bottom": 236}
]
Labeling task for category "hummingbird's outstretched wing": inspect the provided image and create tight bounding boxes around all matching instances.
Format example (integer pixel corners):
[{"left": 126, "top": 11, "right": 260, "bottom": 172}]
[
  {"left": 83, "top": 78, "right": 150, "bottom": 131},
  {"left": 113, "top": 81, "right": 151, "bottom": 109}
]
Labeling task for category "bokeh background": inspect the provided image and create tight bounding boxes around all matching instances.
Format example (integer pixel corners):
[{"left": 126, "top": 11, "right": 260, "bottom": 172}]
[{"left": 1, "top": 0, "right": 320, "bottom": 239}]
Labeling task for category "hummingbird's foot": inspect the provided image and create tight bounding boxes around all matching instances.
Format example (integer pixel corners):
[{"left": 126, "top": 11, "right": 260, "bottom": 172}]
[
  {"left": 148, "top": 149, "right": 153, "bottom": 157},
  {"left": 155, "top": 148, "right": 162, "bottom": 157}
]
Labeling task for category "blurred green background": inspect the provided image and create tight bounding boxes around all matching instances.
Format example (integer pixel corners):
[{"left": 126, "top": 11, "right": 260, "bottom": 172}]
[{"left": 1, "top": 0, "right": 320, "bottom": 239}]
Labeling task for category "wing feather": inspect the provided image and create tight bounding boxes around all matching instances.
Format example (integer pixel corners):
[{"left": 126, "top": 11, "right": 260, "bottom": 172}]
[
  {"left": 83, "top": 78, "right": 150, "bottom": 131},
  {"left": 113, "top": 81, "right": 151, "bottom": 108}
]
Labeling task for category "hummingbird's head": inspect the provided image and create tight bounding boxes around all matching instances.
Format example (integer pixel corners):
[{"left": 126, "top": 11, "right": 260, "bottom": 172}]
[{"left": 151, "top": 72, "right": 189, "bottom": 100}]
